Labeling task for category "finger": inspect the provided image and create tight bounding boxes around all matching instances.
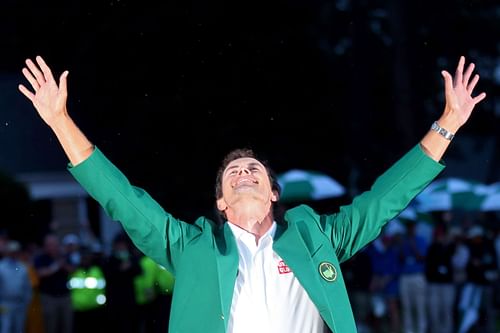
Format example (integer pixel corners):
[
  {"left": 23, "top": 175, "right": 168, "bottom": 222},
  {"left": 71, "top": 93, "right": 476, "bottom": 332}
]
[
  {"left": 58, "top": 71, "right": 69, "bottom": 96},
  {"left": 441, "top": 70, "right": 453, "bottom": 93},
  {"left": 462, "top": 62, "right": 475, "bottom": 86},
  {"left": 454, "top": 56, "right": 465, "bottom": 87},
  {"left": 22, "top": 67, "right": 40, "bottom": 92},
  {"left": 25, "top": 58, "right": 46, "bottom": 83},
  {"left": 472, "top": 92, "right": 486, "bottom": 105},
  {"left": 36, "top": 55, "right": 56, "bottom": 83},
  {"left": 18, "top": 84, "right": 35, "bottom": 102},
  {"left": 467, "top": 74, "right": 480, "bottom": 94}
]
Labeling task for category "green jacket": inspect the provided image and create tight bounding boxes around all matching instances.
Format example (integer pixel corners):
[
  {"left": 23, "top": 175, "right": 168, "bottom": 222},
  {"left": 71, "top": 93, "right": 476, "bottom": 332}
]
[{"left": 69, "top": 145, "right": 443, "bottom": 333}]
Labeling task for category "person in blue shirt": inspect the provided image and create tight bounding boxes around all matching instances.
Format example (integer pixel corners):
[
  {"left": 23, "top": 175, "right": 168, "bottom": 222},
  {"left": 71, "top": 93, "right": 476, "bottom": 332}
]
[
  {"left": 396, "top": 220, "right": 429, "bottom": 333},
  {"left": 367, "top": 232, "right": 402, "bottom": 333}
]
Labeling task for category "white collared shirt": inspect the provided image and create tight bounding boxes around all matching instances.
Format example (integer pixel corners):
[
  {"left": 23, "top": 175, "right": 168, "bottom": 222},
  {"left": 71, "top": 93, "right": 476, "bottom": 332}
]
[{"left": 227, "top": 221, "right": 326, "bottom": 333}]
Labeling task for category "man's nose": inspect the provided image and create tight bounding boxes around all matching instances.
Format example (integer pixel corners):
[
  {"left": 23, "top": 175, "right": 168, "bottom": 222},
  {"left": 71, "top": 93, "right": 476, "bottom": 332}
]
[{"left": 238, "top": 168, "right": 250, "bottom": 175}]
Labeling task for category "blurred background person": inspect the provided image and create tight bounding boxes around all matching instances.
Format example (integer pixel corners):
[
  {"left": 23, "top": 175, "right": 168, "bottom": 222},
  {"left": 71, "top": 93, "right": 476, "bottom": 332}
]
[
  {"left": 397, "top": 220, "right": 429, "bottom": 333},
  {"left": 134, "top": 248, "right": 159, "bottom": 333},
  {"left": 153, "top": 264, "right": 174, "bottom": 333},
  {"left": 367, "top": 222, "right": 402, "bottom": 333},
  {"left": 34, "top": 233, "right": 76, "bottom": 333},
  {"left": 69, "top": 246, "right": 106, "bottom": 333},
  {"left": 103, "top": 232, "right": 142, "bottom": 333},
  {"left": 19, "top": 241, "right": 46, "bottom": 333},
  {"left": 342, "top": 247, "right": 373, "bottom": 333},
  {"left": 448, "top": 224, "right": 470, "bottom": 329},
  {"left": 62, "top": 233, "right": 82, "bottom": 268},
  {"left": 425, "top": 223, "right": 457, "bottom": 333},
  {"left": 457, "top": 225, "right": 498, "bottom": 333},
  {"left": 0, "top": 240, "right": 33, "bottom": 333}
]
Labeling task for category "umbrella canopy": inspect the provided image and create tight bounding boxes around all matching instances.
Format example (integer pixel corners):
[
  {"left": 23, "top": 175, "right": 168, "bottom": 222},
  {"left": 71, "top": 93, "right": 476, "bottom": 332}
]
[
  {"left": 277, "top": 169, "right": 345, "bottom": 203},
  {"left": 393, "top": 206, "right": 436, "bottom": 243},
  {"left": 480, "top": 191, "right": 500, "bottom": 211},
  {"left": 414, "top": 177, "right": 500, "bottom": 212},
  {"left": 397, "top": 205, "right": 418, "bottom": 221}
]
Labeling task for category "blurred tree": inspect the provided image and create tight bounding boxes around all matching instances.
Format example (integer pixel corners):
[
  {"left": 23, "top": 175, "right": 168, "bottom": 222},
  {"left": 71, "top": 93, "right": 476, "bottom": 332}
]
[
  {"left": 0, "top": 171, "right": 34, "bottom": 242},
  {"left": 1, "top": 0, "right": 498, "bottom": 220}
]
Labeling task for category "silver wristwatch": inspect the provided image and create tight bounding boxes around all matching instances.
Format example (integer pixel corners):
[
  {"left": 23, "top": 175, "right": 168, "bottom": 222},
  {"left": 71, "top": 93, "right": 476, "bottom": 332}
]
[{"left": 431, "top": 121, "right": 454, "bottom": 141}]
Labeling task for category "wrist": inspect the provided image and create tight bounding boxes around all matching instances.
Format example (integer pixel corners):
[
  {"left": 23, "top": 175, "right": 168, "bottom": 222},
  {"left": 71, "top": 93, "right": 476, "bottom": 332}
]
[
  {"left": 49, "top": 111, "right": 71, "bottom": 131},
  {"left": 437, "top": 109, "right": 461, "bottom": 134}
]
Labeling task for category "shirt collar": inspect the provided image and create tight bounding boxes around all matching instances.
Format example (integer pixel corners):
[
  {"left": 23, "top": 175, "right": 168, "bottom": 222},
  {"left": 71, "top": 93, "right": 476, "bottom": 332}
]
[{"left": 227, "top": 220, "right": 277, "bottom": 243}]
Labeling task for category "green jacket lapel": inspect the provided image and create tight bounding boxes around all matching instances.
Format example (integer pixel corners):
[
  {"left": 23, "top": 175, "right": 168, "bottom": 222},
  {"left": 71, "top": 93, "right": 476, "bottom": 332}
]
[{"left": 273, "top": 221, "right": 330, "bottom": 315}]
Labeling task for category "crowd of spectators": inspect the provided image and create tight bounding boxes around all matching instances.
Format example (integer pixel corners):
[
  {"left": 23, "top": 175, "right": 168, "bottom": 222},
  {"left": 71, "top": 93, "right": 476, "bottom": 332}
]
[
  {"left": 344, "top": 211, "right": 500, "bottom": 333},
  {"left": 0, "top": 229, "right": 174, "bottom": 333},
  {"left": 1, "top": 211, "right": 499, "bottom": 333}
]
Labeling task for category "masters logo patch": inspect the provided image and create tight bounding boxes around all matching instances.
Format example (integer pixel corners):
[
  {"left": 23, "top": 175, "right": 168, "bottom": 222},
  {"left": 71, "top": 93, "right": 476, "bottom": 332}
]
[{"left": 319, "top": 262, "right": 337, "bottom": 282}]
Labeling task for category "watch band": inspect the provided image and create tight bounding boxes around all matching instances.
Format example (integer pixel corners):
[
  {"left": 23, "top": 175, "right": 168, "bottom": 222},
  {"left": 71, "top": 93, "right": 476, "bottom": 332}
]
[{"left": 431, "top": 121, "right": 454, "bottom": 141}]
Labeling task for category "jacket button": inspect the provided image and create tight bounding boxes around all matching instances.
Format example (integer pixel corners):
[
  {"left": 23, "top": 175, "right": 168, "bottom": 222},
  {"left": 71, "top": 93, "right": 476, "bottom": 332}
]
[{"left": 221, "top": 315, "right": 225, "bottom": 320}]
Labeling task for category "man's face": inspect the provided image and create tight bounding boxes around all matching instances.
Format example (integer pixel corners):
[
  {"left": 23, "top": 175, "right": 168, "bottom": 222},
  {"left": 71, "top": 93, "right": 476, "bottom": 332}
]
[{"left": 217, "top": 157, "right": 277, "bottom": 211}]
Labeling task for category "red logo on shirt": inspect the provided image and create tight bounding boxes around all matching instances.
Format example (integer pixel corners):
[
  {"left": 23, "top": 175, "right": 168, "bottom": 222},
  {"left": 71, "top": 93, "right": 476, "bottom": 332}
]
[{"left": 277, "top": 260, "right": 291, "bottom": 274}]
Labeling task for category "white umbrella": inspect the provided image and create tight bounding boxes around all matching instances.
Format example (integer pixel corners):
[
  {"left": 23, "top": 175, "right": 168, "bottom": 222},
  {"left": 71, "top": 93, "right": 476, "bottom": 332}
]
[{"left": 277, "top": 169, "right": 345, "bottom": 203}]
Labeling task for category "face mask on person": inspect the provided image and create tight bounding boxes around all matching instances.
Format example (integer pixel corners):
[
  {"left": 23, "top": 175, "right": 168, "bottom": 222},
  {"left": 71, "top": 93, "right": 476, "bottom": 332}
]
[{"left": 115, "top": 249, "right": 129, "bottom": 261}]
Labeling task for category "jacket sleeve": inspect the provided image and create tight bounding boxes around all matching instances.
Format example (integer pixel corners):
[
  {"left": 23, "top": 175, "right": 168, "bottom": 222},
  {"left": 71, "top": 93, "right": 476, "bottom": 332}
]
[
  {"left": 68, "top": 147, "right": 201, "bottom": 273},
  {"left": 324, "top": 144, "right": 444, "bottom": 263}
]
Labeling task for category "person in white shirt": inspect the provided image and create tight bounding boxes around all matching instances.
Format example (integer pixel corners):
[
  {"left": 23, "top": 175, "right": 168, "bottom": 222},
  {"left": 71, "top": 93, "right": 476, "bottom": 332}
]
[{"left": 18, "top": 54, "right": 486, "bottom": 332}]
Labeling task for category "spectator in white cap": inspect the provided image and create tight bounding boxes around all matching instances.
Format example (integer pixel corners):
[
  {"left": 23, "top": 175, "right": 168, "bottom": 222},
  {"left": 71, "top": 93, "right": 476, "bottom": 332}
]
[{"left": 63, "top": 233, "right": 82, "bottom": 267}]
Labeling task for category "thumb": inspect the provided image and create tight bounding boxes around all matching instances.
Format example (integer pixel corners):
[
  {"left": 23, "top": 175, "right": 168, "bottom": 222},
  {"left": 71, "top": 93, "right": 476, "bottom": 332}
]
[
  {"left": 59, "top": 70, "right": 69, "bottom": 96},
  {"left": 441, "top": 70, "right": 453, "bottom": 93}
]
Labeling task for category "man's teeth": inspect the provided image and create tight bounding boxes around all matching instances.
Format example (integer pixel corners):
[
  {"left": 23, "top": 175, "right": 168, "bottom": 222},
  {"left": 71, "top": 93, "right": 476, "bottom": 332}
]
[{"left": 237, "top": 178, "right": 254, "bottom": 185}]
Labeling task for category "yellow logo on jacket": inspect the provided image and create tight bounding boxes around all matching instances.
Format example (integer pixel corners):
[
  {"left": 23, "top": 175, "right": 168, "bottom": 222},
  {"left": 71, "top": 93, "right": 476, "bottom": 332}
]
[{"left": 319, "top": 262, "right": 337, "bottom": 282}]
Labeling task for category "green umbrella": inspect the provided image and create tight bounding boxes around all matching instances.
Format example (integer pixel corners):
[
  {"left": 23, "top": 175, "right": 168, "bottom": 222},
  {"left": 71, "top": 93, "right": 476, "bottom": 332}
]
[
  {"left": 277, "top": 169, "right": 345, "bottom": 203},
  {"left": 414, "top": 177, "right": 500, "bottom": 212}
]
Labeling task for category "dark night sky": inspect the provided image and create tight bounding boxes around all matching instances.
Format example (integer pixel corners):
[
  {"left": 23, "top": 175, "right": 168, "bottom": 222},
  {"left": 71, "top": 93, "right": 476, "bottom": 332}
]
[{"left": 1, "top": 0, "right": 499, "bottom": 223}]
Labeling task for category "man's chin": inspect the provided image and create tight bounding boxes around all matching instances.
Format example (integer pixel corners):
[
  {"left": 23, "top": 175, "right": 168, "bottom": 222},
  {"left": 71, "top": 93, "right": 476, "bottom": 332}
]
[
  {"left": 233, "top": 186, "right": 259, "bottom": 195},
  {"left": 233, "top": 183, "right": 256, "bottom": 192}
]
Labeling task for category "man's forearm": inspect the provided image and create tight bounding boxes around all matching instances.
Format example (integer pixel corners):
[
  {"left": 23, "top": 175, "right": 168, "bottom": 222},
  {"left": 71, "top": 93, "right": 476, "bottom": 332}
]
[{"left": 50, "top": 112, "right": 94, "bottom": 166}]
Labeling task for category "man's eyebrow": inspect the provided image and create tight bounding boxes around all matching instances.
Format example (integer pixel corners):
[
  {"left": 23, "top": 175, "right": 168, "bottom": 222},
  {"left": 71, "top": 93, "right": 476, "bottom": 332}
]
[
  {"left": 247, "top": 162, "right": 263, "bottom": 168},
  {"left": 225, "top": 165, "right": 238, "bottom": 173}
]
